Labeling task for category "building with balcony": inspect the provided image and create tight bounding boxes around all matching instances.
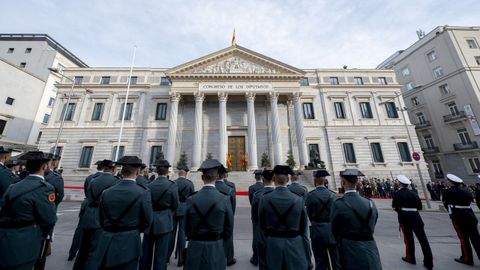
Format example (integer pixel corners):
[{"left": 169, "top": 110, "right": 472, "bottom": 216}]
[{"left": 378, "top": 26, "right": 480, "bottom": 183}]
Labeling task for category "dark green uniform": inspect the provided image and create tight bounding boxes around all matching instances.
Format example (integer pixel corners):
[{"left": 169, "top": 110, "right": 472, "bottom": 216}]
[
  {"left": 0, "top": 175, "right": 57, "bottom": 269},
  {"left": 216, "top": 179, "right": 236, "bottom": 264},
  {"left": 259, "top": 186, "right": 311, "bottom": 270},
  {"left": 0, "top": 163, "right": 19, "bottom": 205},
  {"left": 184, "top": 185, "right": 234, "bottom": 270},
  {"left": 288, "top": 182, "right": 308, "bottom": 201},
  {"left": 140, "top": 176, "right": 179, "bottom": 270},
  {"left": 95, "top": 179, "right": 153, "bottom": 269},
  {"left": 136, "top": 175, "right": 149, "bottom": 188},
  {"left": 306, "top": 186, "right": 340, "bottom": 270},
  {"left": 45, "top": 169, "right": 64, "bottom": 206},
  {"left": 248, "top": 180, "right": 264, "bottom": 265},
  {"left": 330, "top": 191, "right": 382, "bottom": 270},
  {"left": 251, "top": 186, "right": 274, "bottom": 270},
  {"left": 168, "top": 176, "right": 195, "bottom": 265},
  {"left": 248, "top": 181, "right": 264, "bottom": 205}
]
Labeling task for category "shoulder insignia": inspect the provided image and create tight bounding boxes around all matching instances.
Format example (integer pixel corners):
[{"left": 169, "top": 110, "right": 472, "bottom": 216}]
[{"left": 48, "top": 192, "right": 56, "bottom": 202}]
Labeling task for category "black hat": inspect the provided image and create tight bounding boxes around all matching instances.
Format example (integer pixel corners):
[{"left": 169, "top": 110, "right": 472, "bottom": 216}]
[
  {"left": 5, "top": 160, "right": 19, "bottom": 168},
  {"left": 340, "top": 168, "right": 365, "bottom": 177},
  {"left": 94, "top": 160, "right": 103, "bottom": 165},
  {"left": 314, "top": 170, "right": 330, "bottom": 177},
  {"left": 272, "top": 165, "right": 294, "bottom": 176},
  {"left": 116, "top": 156, "right": 144, "bottom": 166},
  {"left": 154, "top": 159, "right": 171, "bottom": 168},
  {"left": 0, "top": 146, "right": 12, "bottom": 154},
  {"left": 253, "top": 169, "right": 263, "bottom": 175},
  {"left": 218, "top": 165, "right": 229, "bottom": 174},
  {"left": 17, "top": 151, "right": 51, "bottom": 161},
  {"left": 99, "top": 159, "right": 116, "bottom": 167},
  {"left": 262, "top": 169, "right": 274, "bottom": 180},
  {"left": 140, "top": 163, "right": 147, "bottom": 169},
  {"left": 177, "top": 165, "right": 189, "bottom": 172},
  {"left": 198, "top": 159, "right": 223, "bottom": 172}
]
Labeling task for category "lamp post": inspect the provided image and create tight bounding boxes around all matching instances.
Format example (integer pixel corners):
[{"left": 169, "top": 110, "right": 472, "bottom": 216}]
[{"left": 380, "top": 91, "right": 431, "bottom": 208}]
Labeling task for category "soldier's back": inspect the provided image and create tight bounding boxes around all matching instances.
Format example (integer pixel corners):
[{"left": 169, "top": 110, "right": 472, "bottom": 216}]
[
  {"left": 0, "top": 165, "right": 18, "bottom": 201},
  {"left": 147, "top": 176, "right": 178, "bottom": 234},
  {"left": 45, "top": 170, "right": 64, "bottom": 205},
  {"left": 288, "top": 182, "right": 308, "bottom": 199}
]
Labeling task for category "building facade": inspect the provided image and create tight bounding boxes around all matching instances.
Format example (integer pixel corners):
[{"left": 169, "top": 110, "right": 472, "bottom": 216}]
[
  {"left": 378, "top": 26, "right": 480, "bottom": 183},
  {"left": 39, "top": 45, "right": 430, "bottom": 188},
  {"left": 0, "top": 34, "right": 88, "bottom": 150}
]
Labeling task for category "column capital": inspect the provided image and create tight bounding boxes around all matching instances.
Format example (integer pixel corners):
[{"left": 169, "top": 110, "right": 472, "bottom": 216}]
[
  {"left": 194, "top": 92, "right": 205, "bottom": 102},
  {"left": 245, "top": 92, "right": 256, "bottom": 102},
  {"left": 292, "top": 92, "right": 302, "bottom": 102},
  {"left": 218, "top": 92, "right": 228, "bottom": 102},
  {"left": 170, "top": 92, "right": 181, "bottom": 102},
  {"left": 268, "top": 92, "right": 279, "bottom": 102}
]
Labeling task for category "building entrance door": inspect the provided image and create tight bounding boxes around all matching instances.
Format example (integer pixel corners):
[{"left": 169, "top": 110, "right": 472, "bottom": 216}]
[{"left": 228, "top": 136, "right": 246, "bottom": 171}]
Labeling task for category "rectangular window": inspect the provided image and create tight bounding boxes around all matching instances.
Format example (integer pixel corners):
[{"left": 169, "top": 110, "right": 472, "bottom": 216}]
[
  {"left": 129, "top": 76, "right": 137, "bottom": 85},
  {"left": 370, "top": 143, "right": 384, "bottom": 163},
  {"left": 160, "top": 77, "right": 171, "bottom": 86},
  {"left": 468, "top": 158, "right": 480, "bottom": 173},
  {"left": 79, "top": 146, "right": 94, "bottom": 168},
  {"left": 467, "top": 39, "right": 478, "bottom": 49},
  {"left": 20, "top": 62, "right": 26, "bottom": 68},
  {"left": 334, "top": 102, "right": 346, "bottom": 119},
  {"left": 0, "top": 120, "right": 6, "bottom": 134},
  {"left": 119, "top": 103, "right": 133, "bottom": 120},
  {"left": 457, "top": 128, "right": 472, "bottom": 145},
  {"left": 300, "top": 78, "right": 309, "bottom": 86},
  {"left": 329, "top": 77, "right": 339, "bottom": 85},
  {"left": 5, "top": 97, "right": 14, "bottom": 105},
  {"left": 101, "top": 76, "right": 111, "bottom": 85},
  {"left": 417, "top": 112, "right": 426, "bottom": 124},
  {"left": 398, "top": 142, "right": 412, "bottom": 162},
  {"left": 385, "top": 102, "right": 399, "bottom": 118},
  {"left": 91, "top": 103, "right": 105, "bottom": 121},
  {"left": 343, "top": 143, "right": 356, "bottom": 163},
  {"left": 7, "top": 48, "right": 14, "bottom": 53},
  {"left": 411, "top": 97, "right": 419, "bottom": 106},
  {"left": 432, "top": 161, "right": 443, "bottom": 176},
  {"left": 475, "top": 56, "right": 480, "bottom": 65},
  {"left": 155, "top": 103, "right": 168, "bottom": 120},
  {"left": 424, "top": 136, "right": 435, "bottom": 149},
  {"left": 433, "top": 67, "right": 444, "bottom": 78},
  {"left": 74, "top": 76, "right": 84, "bottom": 85},
  {"left": 48, "top": 97, "right": 55, "bottom": 107},
  {"left": 303, "top": 103, "right": 315, "bottom": 119},
  {"left": 448, "top": 102, "right": 459, "bottom": 116},
  {"left": 354, "top": 77, "right": 363, "bottom": 85},
  {"left": 150, "top": 146, "right": 163, "bottom": 165},
  {"left": 401, "top": 67, "right": 410, "bottom": 77},
  {"left": 378, "top": 77, "right": 387, "bottom": 85},
  {"left": 406, "top": 82, "right": 414, "bottom": 90},
  {"left": 42, "top": 114, "right": 50, "bottom": 124},
  {"left": 427, "top": 51, "right": 437, "bottom": 61},
  {"left": 25, "top": 48, "right": 32, "bottom": 53},
  {"left": 111, "top": 146, "right": 125, "bottom": 160},
  {"left": 360, "top": 102, "right": 373, "bottom": 118},
  {"left": 61, "top": 103, "right": 76, "bottom": 121},
  {"left": 439, "top": 84, "right": 450, "bottom": 95}
]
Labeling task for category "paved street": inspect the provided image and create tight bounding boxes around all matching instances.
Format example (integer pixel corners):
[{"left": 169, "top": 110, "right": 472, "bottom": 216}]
[{"left": 47, "top": 198, "right": 480, "bottom": 270}]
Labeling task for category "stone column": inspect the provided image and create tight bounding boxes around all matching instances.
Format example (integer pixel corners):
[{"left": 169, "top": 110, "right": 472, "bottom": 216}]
[
  {"left": 166, "top": 92, "right": 181, "bottom": 165},
  {"left": 269, "top": 92, "right": 283, "bottom": 165},
  {"left": 246, "top": 92, "right": 258, "bottom": 170},
  {"left": 192, "top": 92, "right": 205, "bottom": 170},
  {"left": 218, "top": 92, "right": 228, "bottom": 166},
  {"left": 292, "top": 92, "right": 309, "bottom": 168}
]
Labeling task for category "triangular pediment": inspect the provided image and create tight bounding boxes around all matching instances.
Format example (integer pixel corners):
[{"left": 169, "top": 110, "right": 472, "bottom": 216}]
[{"left": 166, "top": 45, "right": 305, "bottom": 78}]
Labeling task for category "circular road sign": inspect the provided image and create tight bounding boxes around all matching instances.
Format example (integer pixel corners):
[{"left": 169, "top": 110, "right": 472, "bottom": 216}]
[{"left": 412, "top": 152, "right": 421, "bottom": 161}]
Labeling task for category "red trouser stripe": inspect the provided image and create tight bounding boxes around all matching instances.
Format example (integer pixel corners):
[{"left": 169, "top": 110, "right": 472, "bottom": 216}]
[{"left": 453, "top": 222, "right": 470, "bottom": 263}]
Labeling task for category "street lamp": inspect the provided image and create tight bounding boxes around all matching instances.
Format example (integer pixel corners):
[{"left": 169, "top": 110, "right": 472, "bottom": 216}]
[{"left": 380, "top": 92, "right": 431, "bottom": 208}]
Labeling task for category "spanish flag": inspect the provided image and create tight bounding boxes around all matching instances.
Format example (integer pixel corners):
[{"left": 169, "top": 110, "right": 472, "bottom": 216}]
[{"left": 231, "top": 28, "right": 236, "bottom": 47}]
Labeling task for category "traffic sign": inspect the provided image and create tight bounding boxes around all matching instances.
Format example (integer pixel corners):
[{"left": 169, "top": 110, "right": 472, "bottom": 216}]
[{"left": 412, "top": 152, "right": 420, "bottom": 161}]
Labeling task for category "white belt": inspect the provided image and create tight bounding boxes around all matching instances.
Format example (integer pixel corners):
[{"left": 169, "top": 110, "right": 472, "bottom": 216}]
[
  {"left": 449, "top": 205, "right": 471, "bottom": 209},
  {"left": 400, "top": 208, "right": 418, "bottom": 212}
]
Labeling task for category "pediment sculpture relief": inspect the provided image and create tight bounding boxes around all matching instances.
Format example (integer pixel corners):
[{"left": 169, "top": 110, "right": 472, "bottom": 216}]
[{"left": 192, "top": 56, "right": 280, "bottom": 74}]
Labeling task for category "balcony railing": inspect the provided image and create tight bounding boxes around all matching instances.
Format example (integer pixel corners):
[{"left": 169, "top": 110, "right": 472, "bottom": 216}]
[
  {"left": 421, "top": 147, "right": 440, "bottom": 154},
  {"left": 443, "top": 111, "right": 467, "bottom": 123},
  {"left": 415, "top": 121, "right": 431, "bottom": 129},
  {"left": 453, "top": 141, "right": 478, "bottom": 151}
]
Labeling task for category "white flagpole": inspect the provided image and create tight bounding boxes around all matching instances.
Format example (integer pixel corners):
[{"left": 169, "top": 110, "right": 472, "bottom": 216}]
[{"left": 115, "top": 45, "right": 137, "bottom": 161}]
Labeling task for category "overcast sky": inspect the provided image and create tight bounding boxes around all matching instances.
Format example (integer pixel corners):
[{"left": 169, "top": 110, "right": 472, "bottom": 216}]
[{"left": 2, "top": 0, "right": 479, "bottom": 69}]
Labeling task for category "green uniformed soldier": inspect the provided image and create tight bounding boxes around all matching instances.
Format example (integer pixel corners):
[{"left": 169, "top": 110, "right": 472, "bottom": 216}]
[
  {"left": 94, "top": 156, "right": 153, "bottom": 270},
  {"left": 0, "top": 151, "right": 57, "bottom": 270},
  {"left": 45, "top": 154, "right": 64, "bottom": 206},
  {"left": 0, "top": 146, "right": 14, "bottom": 202},
  {"left": 136, "top": 163, "right": 150, "bottom": 188},
  {"left": 184, "top": 159, "right": 234, "bottom": 270},
  {"left": 73, "top": 159, "right": 119, "bottom": 270},
  {"left": 330, "top": 169, "right": 382, "bottom": 270},
  {"left": 306, "top": 169, "right": 340, "bottom": 270},
  {"left": 251, "top": 169, "right": 274, "bottom": 269},
  {"left": 248, "top": 169, "right": 264, "bottom": 266},
  {"left": 288, "top": 170, "right": 308, "bottom": 200},
  {"left": 4, "top": 159, "right": 21, "bottom": 184},
  {"left": 168, "top": 165, "right": 195, "bottom": 267},
  {"left": 216, "top": 166, "right": 237, "bottom": 266},
  {"left": 140, "top": 159, "right": 179, "bottom": 270},
  {"left": 443, "top": 173, "right": 480, "bottom": 266},
  {"left": 259, "top": 165, "right": 311, "bottom": 270}
]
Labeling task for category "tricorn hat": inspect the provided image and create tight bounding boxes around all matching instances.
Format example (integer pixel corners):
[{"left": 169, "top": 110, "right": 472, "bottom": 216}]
[
  {"left": 0, "top": 146, "right": 13, "bottom": 154},
  {"left": 17, "top": 151, "right": 51, "bottom": 161},
  {"left": 262, "top": 169, "right": 274, "bottom": 180},
  {"left": 99, "top": 159, "right": 116, "bottom": 168},
  {"left": 253, "top": 169, "right": 263, "bottom": 175},
  {"left": 5, "top": 159, "right": 20, "bottom": 168},
  {"left": 198, "top": 159, "right": 223, "bottom": 172},
  {"left": 177, "top": 165, "right": 189, "bottom": 172},
  {"left": 340, "top": 168, "right": 365, "bottom": 177},
  {"left": 272, "top": 165, "right": 294, "bottom": 176},
  {"left": 154, "top": 159, "right": 171, "bottom": 168},
  {"left": 314, "top": 169, "right": 330, "bottom": 177},
  {"left": 116, "top": 156, "right": 144, "bottom": 166}
]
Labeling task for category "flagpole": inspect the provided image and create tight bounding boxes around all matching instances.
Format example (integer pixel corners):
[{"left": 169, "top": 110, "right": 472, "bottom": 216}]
[{"left": 115, "top": 45, "right": 137, "bottom": 161}]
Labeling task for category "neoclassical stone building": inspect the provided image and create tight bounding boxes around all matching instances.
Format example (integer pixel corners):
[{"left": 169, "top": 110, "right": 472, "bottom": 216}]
[{"left": 39, "top": 45, "right": 430, "bottom": 188}]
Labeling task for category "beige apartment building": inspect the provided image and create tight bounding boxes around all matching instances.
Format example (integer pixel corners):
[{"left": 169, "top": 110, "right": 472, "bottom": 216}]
[{"left": 378, "top": 26, "right": 480, "bottom": 183}]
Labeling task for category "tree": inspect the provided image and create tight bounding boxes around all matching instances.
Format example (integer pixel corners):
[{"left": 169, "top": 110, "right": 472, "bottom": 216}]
[
  {"left": 286, "top": 150, "right": 296, "bottom": 169},
  {"left": 206, "top": 152, "right": 213, "bottom": 160},
  {"left": 261, "top": 152, "right": 271, "bottom": 168},
  {"left": 176, "top": 151, "right": 188, "bottom": 168}
]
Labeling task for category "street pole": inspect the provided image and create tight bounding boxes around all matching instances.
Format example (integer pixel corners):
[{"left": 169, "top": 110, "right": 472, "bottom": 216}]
[
  {"left": 52, "top": 71, "right": 76, "bottom": 156},
  {"left": 115, "top": 46, "right": 137, "bottom": 161}
]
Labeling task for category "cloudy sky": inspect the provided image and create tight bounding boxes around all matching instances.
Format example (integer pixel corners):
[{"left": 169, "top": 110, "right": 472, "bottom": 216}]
[{"left": 2, "top": 0, "right": 479, "bottom": 69}]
